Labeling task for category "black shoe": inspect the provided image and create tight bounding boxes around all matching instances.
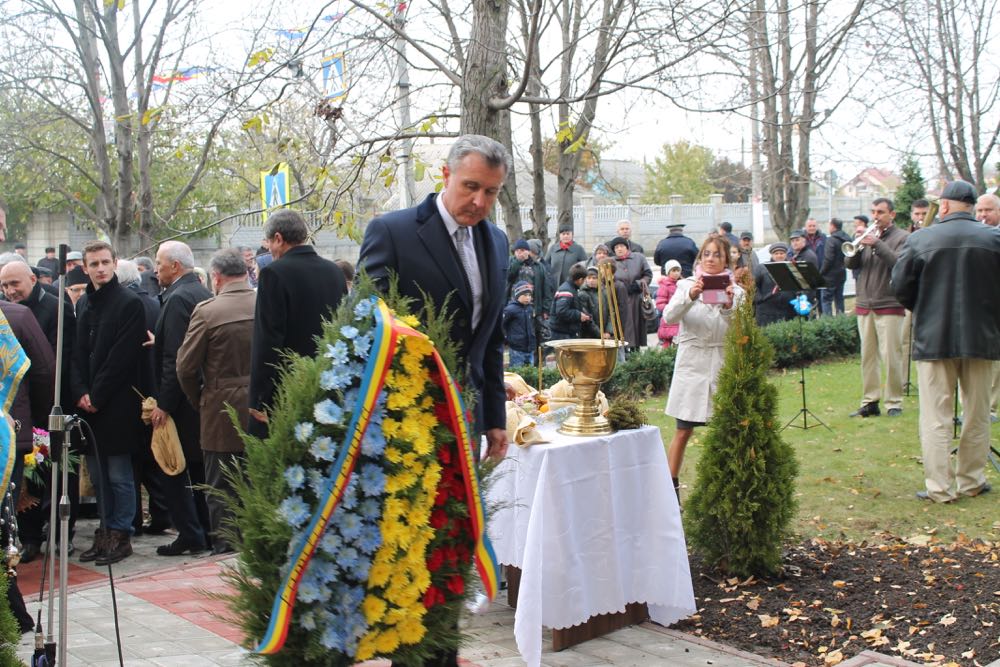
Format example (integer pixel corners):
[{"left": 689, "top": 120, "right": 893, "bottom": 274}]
[
  {"left": 211, "top": 544, "right": 236, "bottom": 556},
  {"left": 19, "top": 543, "right": 41, "bottom": 564},
  {"left": 142, "top": 519, "right": 172, "bottom": 535},
  {"left": 887, "top": 408, "right": 903, "bottom": 417},
  {"left": 156, "top": 538, "right": 207, "bottom": 556},
  {"left": 850, "top": 402, "right": 881, "bottom": 418}
]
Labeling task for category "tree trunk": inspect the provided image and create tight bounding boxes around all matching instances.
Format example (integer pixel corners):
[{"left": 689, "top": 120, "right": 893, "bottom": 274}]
[{"left": 463, "top": 0, "right": 519, "bottom": 239}]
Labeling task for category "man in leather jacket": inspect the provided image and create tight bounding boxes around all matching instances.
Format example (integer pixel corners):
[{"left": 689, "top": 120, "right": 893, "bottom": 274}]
[{"left": 891, "top": 180, "right": 1000, "bottom": 503}]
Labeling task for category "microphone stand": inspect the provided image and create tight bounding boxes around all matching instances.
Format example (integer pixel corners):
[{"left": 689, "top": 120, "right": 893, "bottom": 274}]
[{"left": 42, "top": 244, "right": 76, "bottom": 666}]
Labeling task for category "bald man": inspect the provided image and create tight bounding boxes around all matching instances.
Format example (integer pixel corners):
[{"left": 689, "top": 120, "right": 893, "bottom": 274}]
[{"left": 976, "top": 193, "right": 1000, "bottom": 227}]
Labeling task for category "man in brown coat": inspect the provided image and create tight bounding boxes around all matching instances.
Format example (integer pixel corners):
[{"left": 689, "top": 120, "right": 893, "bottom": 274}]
[{"left": 176, "top": 248, "right": 255, "bottom": 555}]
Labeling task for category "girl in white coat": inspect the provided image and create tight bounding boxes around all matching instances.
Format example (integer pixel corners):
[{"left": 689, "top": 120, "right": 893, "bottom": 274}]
[{"left": 663, "top": 236, "right": 745, "bottom": 497}]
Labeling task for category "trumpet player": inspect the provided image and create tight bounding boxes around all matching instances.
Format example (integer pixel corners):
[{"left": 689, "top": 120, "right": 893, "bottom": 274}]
[{"left": 844, "top": 198, "right": 909, "bottom": 418}]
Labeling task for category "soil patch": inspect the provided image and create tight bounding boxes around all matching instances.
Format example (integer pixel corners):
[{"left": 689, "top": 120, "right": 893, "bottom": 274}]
[{"left": 675, "top": 537, "right": 1000, "bottom": 666}]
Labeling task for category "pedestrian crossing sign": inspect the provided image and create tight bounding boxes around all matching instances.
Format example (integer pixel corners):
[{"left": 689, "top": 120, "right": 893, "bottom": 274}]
[{"left": 260, "top": 163, "right": 291, "bottom": 210}]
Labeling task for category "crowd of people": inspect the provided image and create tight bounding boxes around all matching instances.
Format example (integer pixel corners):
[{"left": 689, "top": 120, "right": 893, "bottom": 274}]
[{"left": 0, "top": 214, "right": 350, "bottom": 576}]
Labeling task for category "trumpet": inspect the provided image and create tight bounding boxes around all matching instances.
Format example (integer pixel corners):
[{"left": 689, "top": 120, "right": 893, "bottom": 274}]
[{"left": 842, "top": 223, "right": 881, "bottom": 258}]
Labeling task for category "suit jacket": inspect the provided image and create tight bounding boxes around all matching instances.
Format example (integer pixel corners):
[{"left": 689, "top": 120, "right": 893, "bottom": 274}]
[
  {"left": 0, "top": 302, "right": 54, "bottom": 452},
  {"left": 249, "top": 245, "right": 347, "bottom": 433},
  {"left": 177, "top": 280, "right": 256, "bottom": 453},
  {"left": 359, "top": 193, "right": 509, "bottom": 432},
  {"left": 154, "top": 272, "right": 212, "bottom": 461}
]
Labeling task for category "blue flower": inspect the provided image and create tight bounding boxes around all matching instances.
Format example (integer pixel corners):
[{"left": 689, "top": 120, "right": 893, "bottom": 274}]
[
  {"left": 342, "top": 387, "right": 360, "bottom": 413},
  {"left": 297, "top": 577, "right": 328, "bottom": 603},
  {"left": 283, "top": 465, "right": 306, "bottom": 491},
  {"left": 278, "top": 496, "right": 310, "bottom": 528},
  {"left": 357, "top": 523, "right": 382, "bottom": 555},
  {"left": 353, "top": 334, "right": 372, "bottom": 359},
  {"left": 350, "top": 558, "right": 371, "bottom": 580},
  {"left": 358, "top": 498, "right": 381, "bottom": 520},
  {"left": 294, "top": 422, "right": 314, "bottom": 443},
  {"left": 320, "top": 624, "right": 347, "bottom": 651},
  {"left": 309, "top": 436, "right": 337, "bottom": 461},
  {"left": 314, "top": 399, "right": 344, "bottom": 426},
  {"left": 339, "top": 477, "right": 359, "bottom": 510},
  {"left": 299, "top": 610, "right": 317, "bottom": 631},
  {"left": 310, "top": 558, "right": 339, "bottom": 584},
  {"left": 340, "top": 325, "right": 359, "bottom": 339},
  {"left": 319, "top": 530, "right": 343, "bottom": 558},
  {"left": 308, "top": 469, "right": 325, "bottom": 496},
  {"left": 358, "top": 464, "right": 386, "bottom": 496},
  {"left": 324, "top": 340, "right": 350, "bottom": 366},
  {"left": 361, "top": 427, "right": 386, "bottom": 457},
  {"left": 354, "top": 299, "right": 374, "bottom": 320},
  {"left": 319, "top": 367, "right": 352, "bottom": 391},
  {"left": 338, "top": 514, "right": 363, "bottom": 541}
]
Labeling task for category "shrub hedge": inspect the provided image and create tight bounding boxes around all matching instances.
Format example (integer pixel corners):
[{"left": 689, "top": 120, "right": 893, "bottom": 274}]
[{"left": 508, "top": 314, "right": 860, "bottom": 399}]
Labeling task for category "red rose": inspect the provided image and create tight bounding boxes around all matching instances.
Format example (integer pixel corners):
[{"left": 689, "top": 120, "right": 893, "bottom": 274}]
[
  {"left": 438, "top": 445, "right": 452, "bottom": 466},
  {"left": 430, "top": 508, "right": 448, "bottom": 529},
  {"left": 427, "top": 549, "right": 445, "bottom": 572},
  {"left": 446, "top": 576, "right": 464, "bottom": 596},
  {"left": 423, "top": 586, "right": 445, "bottom": 608}
]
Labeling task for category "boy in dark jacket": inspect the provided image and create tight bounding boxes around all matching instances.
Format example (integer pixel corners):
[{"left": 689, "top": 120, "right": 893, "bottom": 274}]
[
  {"left": 551, "top": 264, "right": 590, "bottom": 341},
  {"left": 503, "top": 281, "right": 536, "bottom": 367},
  {"left": 577, "top": 265, "right": 612, "bottom": 339}
]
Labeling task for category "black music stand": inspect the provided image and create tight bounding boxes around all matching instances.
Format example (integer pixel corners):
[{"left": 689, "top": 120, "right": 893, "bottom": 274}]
[{"left": 763, "top": 261, "right": 832, "bottom": 432}]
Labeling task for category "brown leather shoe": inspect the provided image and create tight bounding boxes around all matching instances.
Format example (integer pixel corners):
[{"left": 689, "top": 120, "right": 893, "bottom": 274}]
[
  {"left": 79, "top": 528, "right": 108, "bottom": 563},
  {"left": 95, "top": 530, "right": 132, "bottom": 565}
]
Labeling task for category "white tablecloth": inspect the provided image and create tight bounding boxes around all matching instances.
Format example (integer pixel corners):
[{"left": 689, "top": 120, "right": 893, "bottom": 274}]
[{"left": 486, "top": 424, "right": 696, "bottom": 667}]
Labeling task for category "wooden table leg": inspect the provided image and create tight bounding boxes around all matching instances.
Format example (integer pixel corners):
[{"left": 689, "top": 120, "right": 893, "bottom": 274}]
[
  {"left": 505, "top": 566, "right": 521, "bottom": 608},
  {"left": 551, "top": 602, "right": 649, "bottom": 652}
]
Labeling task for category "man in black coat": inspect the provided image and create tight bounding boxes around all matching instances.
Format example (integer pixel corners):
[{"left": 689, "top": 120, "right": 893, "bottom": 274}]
[
  {"left": 150, "top": 241, "right": 212, "bottom": 555},
  {"left": 71, "top": 241, "right": 147, "bottom": 565},
  {"left": 654, "top": 223, "right": 698, "bottom": 277},
  {"left": 0, "top": 259, "right": 78, "bottom": 560},
  {"left": 821, "top": 219, "right": 851, "bottom": 316},
  {"left": 249, "top": 210, "right": 347, "bottom": 437}
]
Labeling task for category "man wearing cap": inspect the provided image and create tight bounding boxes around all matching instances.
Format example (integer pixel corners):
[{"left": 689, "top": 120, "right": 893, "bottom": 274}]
[
  {"left": 507, "top": 238, "right": 551, "bottom": 346},
  {"left": 845, "top": 198, "right": 908, "bottom": 417},
  {"left": 654, "top": 223, "right": 698, "bottom": 277},
  {"left": 545, "top": 225, "right": 587, "bottom": 285},
  {"left": 820, "top": 219, "right": 851, "bottom": 316},
  {"left": 892, "top": 180, "right": 1000, "bottom": 502},
  {"left": 753, "top": 243, "right": 796, "bottom": 326},
  {"left": 974, "top": 193, "right": 1000, "bottom": 421},
  {"left": 65, "top": 251, "right": 83, "bottom": 272},
  {"left": 737, "top": 232, "right": 759, "bottom": 275},
  {"left": 37, "top": 247, "right": 59, "bottom": 276},
  {"left": 788, "top": 229, "right": 819, "bottom": 268},
  {"left": 609, "top": 219, "right": 644, "bottom": 255}
]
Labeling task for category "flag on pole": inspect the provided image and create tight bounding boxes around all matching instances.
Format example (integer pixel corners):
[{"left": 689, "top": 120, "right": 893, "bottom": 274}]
[
  {"left": 321, "top": 53, "right": 348, "bottom": 101},
  {"left": 260, "top": 163, "right": 291, "bottom": 210}
]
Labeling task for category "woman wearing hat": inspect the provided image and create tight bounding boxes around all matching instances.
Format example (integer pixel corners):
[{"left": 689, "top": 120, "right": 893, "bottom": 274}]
[
  {"left": 608, "top": 236, "right": 652, "bottom": 350},
  {"left": 663, "top": 235, "right": 744, "bottom": 499}
]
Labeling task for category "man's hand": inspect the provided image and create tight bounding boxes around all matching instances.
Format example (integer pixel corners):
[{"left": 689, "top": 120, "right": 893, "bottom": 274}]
[
  {"left": 76, "top": 394, "right": 96, "bottom": 413},
  {"left": 142, "top": 330, "right": 155, "bottom": 348},
  {"left": 485, "top": 428, "right": 508, "bottom": 462},
  {"left": 580, "top": 312, "right": 592, "bottom": 322},
  {"left": 150, "top": 406, "right": 169, "bottom": 429}
]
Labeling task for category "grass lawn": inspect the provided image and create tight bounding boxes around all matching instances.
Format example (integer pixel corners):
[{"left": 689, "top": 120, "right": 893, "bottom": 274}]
[{"left": 641, "top": 355, "right": 1000, "bottom": 545}]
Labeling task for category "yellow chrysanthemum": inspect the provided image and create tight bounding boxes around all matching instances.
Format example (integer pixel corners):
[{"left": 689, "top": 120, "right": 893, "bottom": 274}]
[
  {"left": 369, "top": 561, "right": 392, "bottom": 587},
  {"left": 355, "top": 635, "right": 378, "bottom": 662},
  {"left": 398, "top": 617, "right": 426, "bottom": 645},
  {"left": 362, "top": 595, "right": 388, "bottom": 624},
  {"left": 376, "top": 628, "right": 401, "bottom": 654}
]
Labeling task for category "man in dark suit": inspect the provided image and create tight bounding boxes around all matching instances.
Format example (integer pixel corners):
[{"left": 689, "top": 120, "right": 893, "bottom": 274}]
[
  {"left": 150, "top": 241, "right": 212, "bottom": 556},
  {"left": 360, "top": 133, "right": 510, "bottom": 464},
  {"left": 248, "top": 210, "right": 347, "bottom": 437}
]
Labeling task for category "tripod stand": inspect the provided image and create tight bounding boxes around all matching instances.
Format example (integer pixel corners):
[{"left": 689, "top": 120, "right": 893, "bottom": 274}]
[{"left": 782, "top": 301, "right": 831, "bottom": 432}]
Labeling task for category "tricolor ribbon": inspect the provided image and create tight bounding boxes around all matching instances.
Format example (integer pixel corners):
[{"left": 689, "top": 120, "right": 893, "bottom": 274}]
[
  {"left": 255, "top": 298, "right": 499, "bottom": 654},
  {"left": 0, "top": 310, "right": 29, "bottom": 496}
]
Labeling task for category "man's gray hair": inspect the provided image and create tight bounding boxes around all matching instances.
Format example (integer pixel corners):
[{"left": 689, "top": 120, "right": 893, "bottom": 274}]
[
  {"left": 263, "top": 210, "right": 309, "bottom": 245},
  {"left": 446, "top": 135, "right": 512, "bottom": 175},
  {"left": 135, "top": 256, "right": 154, "bottom": 272},
  {"left": 116, "top": 259, "right": 141, "bottom": 287},
  {"left": 237, "top": 245, "right": 254, "bottom": 254},
  {"left": 0, "top": 252, "right": 27, "bottom": 270},
  {"left": 158, "top": 241, "right": 195, "bottom": 269},
  {"left": 210, "top": 248, "right": 248, "bottom": 277}
]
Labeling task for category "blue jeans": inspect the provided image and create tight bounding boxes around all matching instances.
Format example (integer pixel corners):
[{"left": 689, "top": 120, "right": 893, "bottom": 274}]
[
  {"left": 820, "top": 283, "right": 845, "bottom": 316},
  {"left": 86, "top": 454, "right": 136, "bottom": 533},
  {"left": 509, "top": 349, "right": 534, "bottom": 367}
]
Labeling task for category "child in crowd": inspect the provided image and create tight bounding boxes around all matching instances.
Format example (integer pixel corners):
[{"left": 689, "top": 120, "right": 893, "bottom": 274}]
[
  {"left": 656, "top": 259, "right": 682, "bottom": 347},
  {"left": 503, "top": 281, "right": 536, "bottom": 367},
  {"left": 550, "top": 263, "right": 591, "bottom": 341},
  {"left": 578, "top": 265, "right": 609, "bottom": 339}
]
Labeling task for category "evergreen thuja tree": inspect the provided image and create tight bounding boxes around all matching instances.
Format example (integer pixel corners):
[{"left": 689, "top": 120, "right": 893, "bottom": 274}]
[
  {"left": 683, "top": 292, "right": 798, "bottom": 578},
  {"left": 895, "top": 154, "right": 926, "bottom": 229}
]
